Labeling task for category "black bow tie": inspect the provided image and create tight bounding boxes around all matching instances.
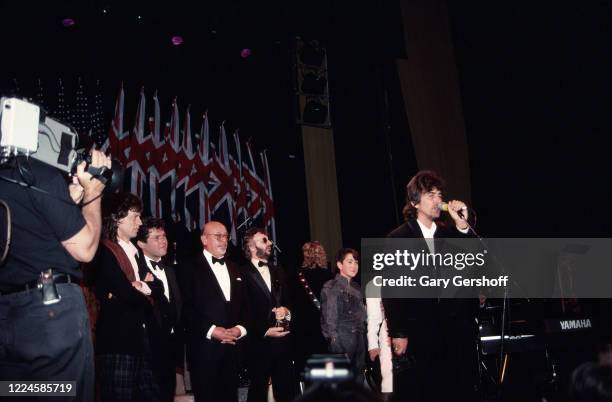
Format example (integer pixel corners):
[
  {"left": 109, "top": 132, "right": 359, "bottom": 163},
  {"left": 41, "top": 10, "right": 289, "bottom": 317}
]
[
  {"left": 257, "top": 261, "right": 268, "bottom": 268},
  {"left": 151, "top": 261, "right": 164, "bottom": 271},
  {"left": 212, "top": 256, "right": 226, "bottom": 265}
]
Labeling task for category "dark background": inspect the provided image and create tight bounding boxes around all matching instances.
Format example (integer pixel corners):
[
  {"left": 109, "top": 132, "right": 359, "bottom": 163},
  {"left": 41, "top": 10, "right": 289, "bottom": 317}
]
[{"left": 1, "top": 0, "right": 610, "bottom": 266}]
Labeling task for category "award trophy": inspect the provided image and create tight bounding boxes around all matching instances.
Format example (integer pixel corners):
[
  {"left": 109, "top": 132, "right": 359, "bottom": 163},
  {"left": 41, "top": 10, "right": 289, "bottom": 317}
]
[{"left": 273, "top": 280, "right": 290, "bottom": 331}]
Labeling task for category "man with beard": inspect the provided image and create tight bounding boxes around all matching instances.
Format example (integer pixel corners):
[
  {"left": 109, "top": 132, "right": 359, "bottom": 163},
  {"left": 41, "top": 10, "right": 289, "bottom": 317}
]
[
  {"left": 383, "top": 170, "right": 478, "bottom": 402},
  {"left": 242, "top": 228, "right": 296, "bottom": 402},
  {"left": 183, "top": 221, "right": 249, "bottom": 402}
]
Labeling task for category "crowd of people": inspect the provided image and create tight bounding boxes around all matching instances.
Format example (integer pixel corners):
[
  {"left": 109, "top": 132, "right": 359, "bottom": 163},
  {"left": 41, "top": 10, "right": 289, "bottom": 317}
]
[{"left": 2, "top": 151, "right": 611, "bottom": 402}]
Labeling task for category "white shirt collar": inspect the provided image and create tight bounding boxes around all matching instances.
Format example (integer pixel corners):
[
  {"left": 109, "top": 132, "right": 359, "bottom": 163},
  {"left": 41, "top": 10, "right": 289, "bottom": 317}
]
[
  {"left": 203, "top": 249, "right": 225, "bottom": 267},
  {"left": 416, "top": 219, "right": 437, "bottom": 239},
  {"left": 144, "top": 255, "right": 162, "bottom": 268},
  {"left": 251, "top": 258, "right": 268, "bottom": 269},
  {"left": 118, "top": 238, "right": 138, "bottom": 256}
]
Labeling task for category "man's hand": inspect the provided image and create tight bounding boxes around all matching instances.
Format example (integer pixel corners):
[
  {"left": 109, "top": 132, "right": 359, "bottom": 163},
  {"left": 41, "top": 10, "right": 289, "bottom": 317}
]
[
  {"left": 391, "top": 337, "right": 408, "bottom": 356},
  {"left": 447, "top": 199, "right": 469, "bottom": 228},
  {"left": 225, "top": 327, "right": 241, "bottom": 339},
  {"left": 264, "top": 326, "right": 290, "bottom": 338},
  {"left": 272, "top": 306, "right": 289, "bottom": 320},
  {"left": 76, "top": 150, "right": 111, "bottom": 200},
  {"left": 144, "top": 272, "right": 154, "bottom": 282},
  {"left": 479, "top": 290, "right": 487, "bottom": 307},
  {"left": 61, "top": 150, "right": 110, "bottom": 263},
  {"left": 68, "top": 176, "right": 84, "bottom": 204},
  {"left": 212, "top": 326, "right": 237, "bottom": 345},
  {"left": 369, "top": 348, "right": 380, "bottom": 362},
  {"left": 131, "top": 281, "right": 143, "bottom": 290}
]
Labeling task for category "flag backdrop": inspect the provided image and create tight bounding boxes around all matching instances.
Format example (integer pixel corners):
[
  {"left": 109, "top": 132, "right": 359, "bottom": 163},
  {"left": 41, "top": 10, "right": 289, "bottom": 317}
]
[{"left": 91, "top": 84, "right": 277, "bottom": 244}]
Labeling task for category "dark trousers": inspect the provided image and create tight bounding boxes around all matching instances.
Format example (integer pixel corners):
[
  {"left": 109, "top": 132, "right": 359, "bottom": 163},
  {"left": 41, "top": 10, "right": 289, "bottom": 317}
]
[
  {"left": 96, "top": 353, "right": 160, "bottom": 402},
  {"left": 247, "top": 346, "right": 297, "bottom": 402},
  {"left": 391, "top": 321, "right": 478, "bottom": 402},
  {"left": 330, "top": 331, "right": 366, "bottom": 385},
  {"left": 150, "top": 333, "right": 178, "bottom": 402},
  {"left": 190, "top": 350, "right": 239, "bottom": 402},
  {"left": 0, "top": 283, "right": 94, "bottom": 402}
]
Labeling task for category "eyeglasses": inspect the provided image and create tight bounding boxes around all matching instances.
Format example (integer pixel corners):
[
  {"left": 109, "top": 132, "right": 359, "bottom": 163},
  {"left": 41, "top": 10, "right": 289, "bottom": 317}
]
[{"left": 205, "top": 233, "right": 230, "bottom": 241}]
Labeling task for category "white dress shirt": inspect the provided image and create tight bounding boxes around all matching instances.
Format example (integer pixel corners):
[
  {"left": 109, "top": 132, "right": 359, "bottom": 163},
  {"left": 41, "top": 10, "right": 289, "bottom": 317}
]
[
  {"left": 203, "top": 249, "right": 231, "bottom": 301},
  {"left": 145, "top": 255, "right": 170, "bottom": 301},
  {"left": 416, "top": 219, "right": 437, "bottom": 253},
  {"left": 202, "top": 249, "right": 246, "bottom": 340},
  {"left": 118, "top": 238, "right": 151, "bottom": 295},
  {"left": 416, "top": 219, "right": 469, "bottom": 253},
  {"left": 251, "top": 258, "right": 271, "bottom": 292}
]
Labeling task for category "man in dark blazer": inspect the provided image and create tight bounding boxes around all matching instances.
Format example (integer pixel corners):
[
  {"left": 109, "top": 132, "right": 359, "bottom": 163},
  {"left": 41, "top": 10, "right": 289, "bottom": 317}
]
[
  {"left": 93, "top": 193, "right": 161, "bottom": 402},
  {"left": 136, "top": 217, "right": 182, "bottom": 402},
  {"left": 241, "top": 228, "right": 296, "bottom": 402},
  {"left": 383, "top": 170, "right": 478, "bottom": 402},
  {"left": 183, "top": 221, "right": 249, "bottom": 402}
]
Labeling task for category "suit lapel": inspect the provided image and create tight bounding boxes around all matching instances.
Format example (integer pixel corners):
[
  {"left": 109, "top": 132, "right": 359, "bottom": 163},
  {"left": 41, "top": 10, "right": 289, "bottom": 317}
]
[
  {"left": 198, "top": 253, "right": 228, "bottom": 302},
  {"left": 408, "top": 219, "right": 425, "bottom": 238},
  {"left": 165, "top": 266, "right": 181, "bottom": 315},
  {"left": 136, "top": 253, "right": 151, "bottom": 280},
  {"left": 269, "top": 265, "right": 281, "bottom": 306},
  {"left": 248, "top": 263, "right": 272, "bottom": 302},
  {"left": 228, "top": 262, "right": 244, "bottom": 305}
]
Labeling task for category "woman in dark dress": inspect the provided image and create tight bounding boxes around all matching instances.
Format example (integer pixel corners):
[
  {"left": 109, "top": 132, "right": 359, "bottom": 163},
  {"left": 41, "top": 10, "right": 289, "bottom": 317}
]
[{"left": 291, "top": 241, "right": 333, "bottom": 381}]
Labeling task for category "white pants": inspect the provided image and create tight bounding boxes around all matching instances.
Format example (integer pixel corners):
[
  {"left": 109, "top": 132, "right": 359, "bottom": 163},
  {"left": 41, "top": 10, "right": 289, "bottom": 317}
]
[{"left": 378, "top": 319, "right": 393, "bottom": 393}]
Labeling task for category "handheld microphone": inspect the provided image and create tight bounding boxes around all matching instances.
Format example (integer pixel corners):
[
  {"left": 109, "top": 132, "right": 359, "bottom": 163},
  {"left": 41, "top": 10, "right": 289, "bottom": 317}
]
[
  {"left": 438, "top": 202, "right": 467, "bottom": 212},
  {"left": 438, "top": 202, "right": 468, "bottom": 218}
]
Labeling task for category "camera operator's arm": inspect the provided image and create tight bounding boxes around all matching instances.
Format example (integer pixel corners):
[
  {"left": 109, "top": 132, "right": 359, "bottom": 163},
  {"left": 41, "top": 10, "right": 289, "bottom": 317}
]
[{"left": 62, "top": 150, "right": 111, "bottom": 262}]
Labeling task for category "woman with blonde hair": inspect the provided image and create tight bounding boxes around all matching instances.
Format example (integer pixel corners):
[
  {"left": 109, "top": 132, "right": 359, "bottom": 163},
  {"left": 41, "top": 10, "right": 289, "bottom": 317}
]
[{"left": 291, "top": 241, "right": 333, "bottom": 381}]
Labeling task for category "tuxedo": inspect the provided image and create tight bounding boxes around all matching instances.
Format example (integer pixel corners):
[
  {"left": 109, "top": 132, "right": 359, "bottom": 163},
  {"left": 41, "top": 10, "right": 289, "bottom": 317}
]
[
  {"left": 93, "top": 244, "right": 158, "bottom": 355},
  {"left": 383, "top": 218, "right": 478, "bottom": 402},
  {"left": 183, "top": 251, "right": 249, "bottom": 402},
  {"left": 138, "top": 254, "right": 182, "bottom": 402},
  {"left": 243, "top": 261, "right": 297, "bottom": 402},
  {"left": 92, "top": 241, "right": 162, "bottom": 401}
]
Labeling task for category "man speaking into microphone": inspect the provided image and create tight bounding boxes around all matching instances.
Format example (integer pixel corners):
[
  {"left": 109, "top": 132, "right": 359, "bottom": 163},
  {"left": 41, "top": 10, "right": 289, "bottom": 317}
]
[{"left": 383, "top": 170, "right": 478, "bottom": 402}]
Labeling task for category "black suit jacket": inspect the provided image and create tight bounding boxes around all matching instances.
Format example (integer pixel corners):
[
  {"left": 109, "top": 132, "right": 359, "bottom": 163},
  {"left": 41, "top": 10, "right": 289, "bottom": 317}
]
[
  {"left": 243, "top": 261, "right": 291, "bottom": 354},
  {"left": 383, "top": 219, "right": 475, "bottom": 339},
  {"left": 137, "top": 255, "right": 182, "bottom": 336},
  {"left": 92, "top": 244, "right": 159, "bottom": 355},
  {"left": 183, "top": 252, "right": 249, "bottom": 365}
]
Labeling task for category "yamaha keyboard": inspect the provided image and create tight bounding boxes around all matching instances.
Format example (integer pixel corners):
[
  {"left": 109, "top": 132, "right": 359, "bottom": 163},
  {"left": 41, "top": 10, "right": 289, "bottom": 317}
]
[{"left": 479, "top": 316, "right": 606, "bottom": 355}]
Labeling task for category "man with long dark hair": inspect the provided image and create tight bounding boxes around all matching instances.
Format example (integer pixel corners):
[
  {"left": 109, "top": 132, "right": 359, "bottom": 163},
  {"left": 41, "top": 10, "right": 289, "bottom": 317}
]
[
  {"left": 383, "top": 170, "right": 476, "bottom": 402},
  {"left": 92, "top": 193, "right": 161, "bottom": 402}
]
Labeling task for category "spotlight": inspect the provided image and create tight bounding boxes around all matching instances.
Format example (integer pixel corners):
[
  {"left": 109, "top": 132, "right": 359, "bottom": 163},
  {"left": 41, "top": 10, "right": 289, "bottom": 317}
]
[
  {"left": 240, "top": 48, "right": 252, "bottom": 58},
  {"left": 171, "top": 36, "right": 184, "bottom": 46},
  {"left": 62, "top": 18, "right": 75, "bottom": 28}
]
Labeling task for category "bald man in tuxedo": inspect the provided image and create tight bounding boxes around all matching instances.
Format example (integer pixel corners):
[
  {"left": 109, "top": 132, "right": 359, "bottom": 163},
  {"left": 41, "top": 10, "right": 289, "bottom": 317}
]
[{"left": 182, "top": 221, "right": 249, "bottom": 402}]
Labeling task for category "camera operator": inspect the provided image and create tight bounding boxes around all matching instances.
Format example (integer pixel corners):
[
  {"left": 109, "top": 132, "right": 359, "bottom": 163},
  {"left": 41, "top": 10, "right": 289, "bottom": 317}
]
[{"left": 0, "top": 150, "right": 110, "bottom": 402}]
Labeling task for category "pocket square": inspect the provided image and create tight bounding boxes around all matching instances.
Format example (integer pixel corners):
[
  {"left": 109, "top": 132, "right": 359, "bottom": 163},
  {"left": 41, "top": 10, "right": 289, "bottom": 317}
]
[{"left": 236, "top": 277, "right": 242, "bottom": 281}]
